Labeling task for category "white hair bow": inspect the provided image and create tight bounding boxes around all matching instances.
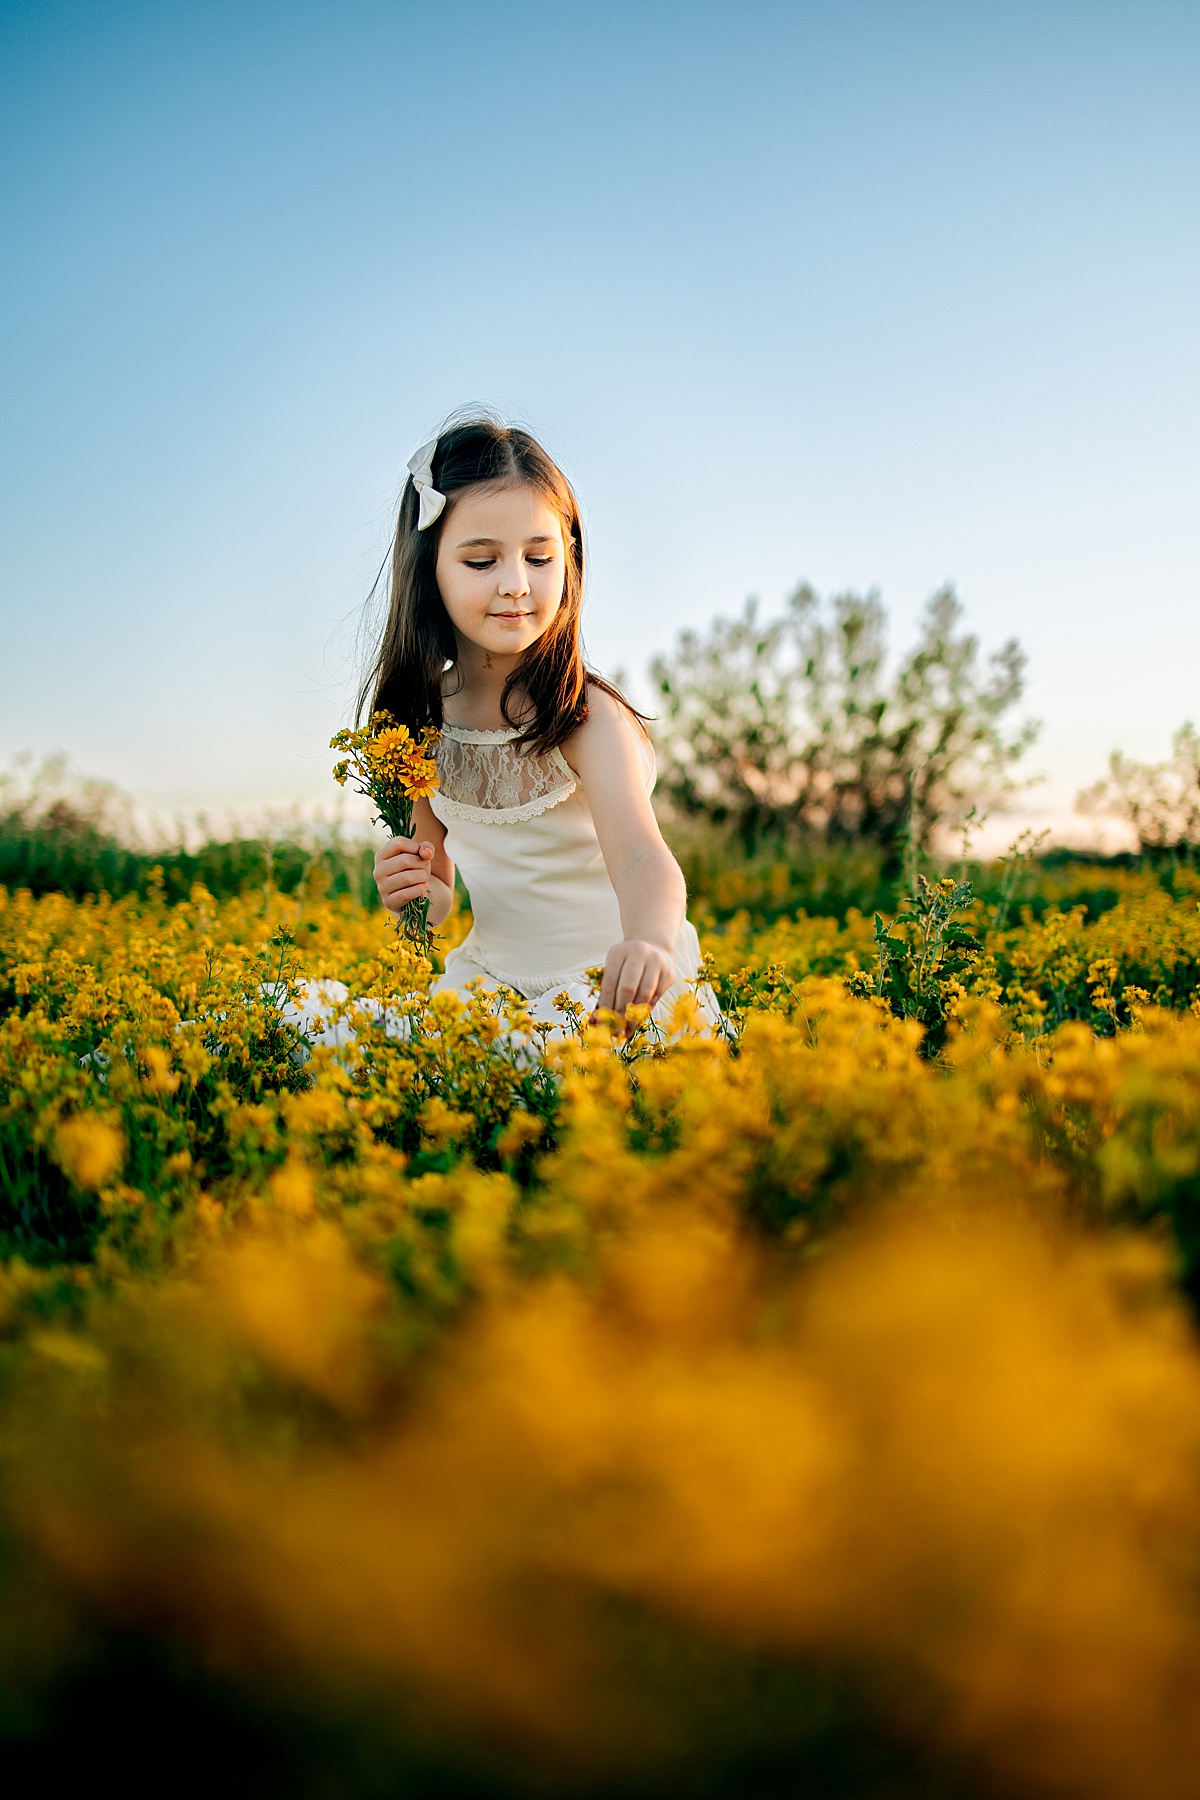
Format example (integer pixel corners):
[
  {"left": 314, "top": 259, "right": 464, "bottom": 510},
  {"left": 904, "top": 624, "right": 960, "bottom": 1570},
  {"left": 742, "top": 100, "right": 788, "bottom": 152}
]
[{"left": 407, "top": 439, "right": 447, "bottom": 530}]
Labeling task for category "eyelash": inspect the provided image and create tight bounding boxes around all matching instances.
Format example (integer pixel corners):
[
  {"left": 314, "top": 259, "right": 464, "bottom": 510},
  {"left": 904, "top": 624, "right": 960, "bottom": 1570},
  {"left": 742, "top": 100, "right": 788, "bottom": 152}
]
[{"left": 464, "top": 556, "right": 554, "bottom": 570}]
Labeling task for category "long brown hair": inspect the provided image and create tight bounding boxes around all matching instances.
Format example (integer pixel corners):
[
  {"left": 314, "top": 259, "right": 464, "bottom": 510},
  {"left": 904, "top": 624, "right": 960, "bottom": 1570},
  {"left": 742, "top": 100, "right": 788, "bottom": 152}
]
[{"left": 360, "top": 416, "right": 646, "bottom": 753}]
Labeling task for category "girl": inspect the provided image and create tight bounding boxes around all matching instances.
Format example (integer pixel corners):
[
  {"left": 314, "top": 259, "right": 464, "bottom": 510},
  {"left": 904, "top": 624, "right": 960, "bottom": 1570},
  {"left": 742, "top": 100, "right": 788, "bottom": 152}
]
[{"left": 364, "top": 415, "right": 718, "bottom": 1034}]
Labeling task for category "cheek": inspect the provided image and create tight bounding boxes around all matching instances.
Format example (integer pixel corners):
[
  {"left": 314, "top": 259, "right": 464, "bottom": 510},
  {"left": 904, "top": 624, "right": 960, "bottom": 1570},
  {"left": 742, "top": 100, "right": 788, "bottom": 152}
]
[
  {"left": 538, "top": 559, "right": 567, "bottom": 612},
  {"left": 436, "top": 564, "right": 478, "bottom": 619}
]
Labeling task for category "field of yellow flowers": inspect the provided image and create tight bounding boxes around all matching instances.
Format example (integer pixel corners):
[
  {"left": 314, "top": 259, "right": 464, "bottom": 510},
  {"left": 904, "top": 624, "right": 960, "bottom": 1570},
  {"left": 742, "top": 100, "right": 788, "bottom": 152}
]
[{"left": 4, "top": 864, "right": 1200, "bottom": 1798}]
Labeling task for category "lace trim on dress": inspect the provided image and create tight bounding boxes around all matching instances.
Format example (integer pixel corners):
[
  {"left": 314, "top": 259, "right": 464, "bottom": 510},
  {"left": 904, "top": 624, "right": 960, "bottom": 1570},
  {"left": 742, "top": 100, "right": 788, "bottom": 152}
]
[
  {"left": 438, "top": 724, "right": 526, "bottom": 744},
  {"left": 458, "top": 935, "right": 600, "bottom": 1000},
  {"left": 433, "top": 788, "right": 577, "bottom": 826},
  {"left": 435, "top": 723, "right": 576, "bottom": 824}
]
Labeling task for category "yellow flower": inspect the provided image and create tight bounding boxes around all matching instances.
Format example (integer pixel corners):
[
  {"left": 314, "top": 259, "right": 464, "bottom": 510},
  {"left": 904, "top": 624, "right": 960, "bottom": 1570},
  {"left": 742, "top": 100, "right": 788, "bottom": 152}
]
[
  {"left": 54, "top": 1116, "right": 125, "bottom": 1192},
  {"left": 420, "top": 1096, "right": 474, "bottom": 1146},
  {"left": 403, "top": 763, "right": 440, "bottom": 800},
  {"left": 142, "top": 1045, "right": 180, "bottom": 1095}
]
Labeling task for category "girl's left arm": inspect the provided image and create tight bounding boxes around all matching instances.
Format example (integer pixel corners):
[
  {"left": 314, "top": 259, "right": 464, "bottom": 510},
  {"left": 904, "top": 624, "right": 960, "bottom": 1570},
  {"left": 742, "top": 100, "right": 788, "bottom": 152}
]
[{"left": 564, "top": 691, "right": 687, "bottom": 1016}]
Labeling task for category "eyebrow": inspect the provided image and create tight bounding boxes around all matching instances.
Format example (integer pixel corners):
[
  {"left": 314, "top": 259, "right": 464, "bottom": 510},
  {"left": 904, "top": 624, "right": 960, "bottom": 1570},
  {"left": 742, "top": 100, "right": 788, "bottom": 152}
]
[{"left": 455, "top": 534, "right": 557, "bottom": 549}]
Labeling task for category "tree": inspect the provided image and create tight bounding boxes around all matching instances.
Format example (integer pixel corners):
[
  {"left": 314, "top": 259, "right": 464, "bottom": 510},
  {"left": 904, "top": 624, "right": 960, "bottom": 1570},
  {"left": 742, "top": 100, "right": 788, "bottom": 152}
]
[
  {"left": 1077, "top": 723, "right": 1200, "bottom": 852},
  {"left": 649, "top": 584, "right": 1036, "bottom": 857}
]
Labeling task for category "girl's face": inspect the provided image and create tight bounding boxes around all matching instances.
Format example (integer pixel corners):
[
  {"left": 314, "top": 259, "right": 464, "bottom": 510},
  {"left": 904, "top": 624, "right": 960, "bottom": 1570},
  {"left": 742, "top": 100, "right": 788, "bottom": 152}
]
[{"left": 435, "top": 483, "right": 567, "bottom": 662}]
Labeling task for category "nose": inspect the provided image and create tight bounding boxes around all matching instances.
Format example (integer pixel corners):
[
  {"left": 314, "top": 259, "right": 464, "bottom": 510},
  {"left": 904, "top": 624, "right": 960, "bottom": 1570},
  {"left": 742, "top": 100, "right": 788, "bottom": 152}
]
[{"left": 496, "top": 557, "right": 530, "bottom": 600}]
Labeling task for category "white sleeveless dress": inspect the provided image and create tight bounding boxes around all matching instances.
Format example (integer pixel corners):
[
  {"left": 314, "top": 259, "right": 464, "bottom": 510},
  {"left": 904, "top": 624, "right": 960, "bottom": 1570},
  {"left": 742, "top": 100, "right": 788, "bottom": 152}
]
[
  {"left": 279, "top": 722, "right": 718, "bottom": 1051},
  {"left": 428, "top": 722, "right": 719, "bottom": 1030}
]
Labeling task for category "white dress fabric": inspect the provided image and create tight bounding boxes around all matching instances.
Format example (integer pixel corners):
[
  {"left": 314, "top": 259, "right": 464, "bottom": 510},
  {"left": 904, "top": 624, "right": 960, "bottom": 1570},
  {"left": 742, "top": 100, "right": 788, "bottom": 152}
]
[{"left": 429, "top": 722, "right": 720, "bottom": 1031}]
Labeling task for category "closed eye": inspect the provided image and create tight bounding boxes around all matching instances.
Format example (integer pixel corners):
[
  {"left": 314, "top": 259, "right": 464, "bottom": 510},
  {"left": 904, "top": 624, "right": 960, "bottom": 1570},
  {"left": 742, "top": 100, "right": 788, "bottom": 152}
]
[{"left": 463, "top": 554, "right": 555, "bottom": 570}]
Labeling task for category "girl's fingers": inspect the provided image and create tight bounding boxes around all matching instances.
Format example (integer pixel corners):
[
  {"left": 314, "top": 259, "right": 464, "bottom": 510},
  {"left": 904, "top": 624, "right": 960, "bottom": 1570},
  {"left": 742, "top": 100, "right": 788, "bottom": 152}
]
[
  {"left": 598, "top": 949, "right": 623, "bottom": 1012},
  {"left": 615, "top": 958, "right": 647, "bottom": 1013},
  {"left": 373, "top": 839, "right": 434, "bottom": 879},
  {"left": 373, "top": 848, "right": 435, "bottom": 912},
  {"left": 380, "top": 874, "right": 431, "bottom": 903},
  {"left": 600, "top": 945, "right": 674, "bottom": 1015},
  {"left": 383, "top": 891, "right": 429, "bottom": 916},
  {"left": 379, "top": 856, "right": 431, "bottom": 880},
  {"left": 602, "top": 953, "right": 649, "bottom": 1014},
  {"left": 374, "top": 834, "right": 415, "bottom": 867},
  {"left": 374, "top": 842, "right": 431, "bottom": 868},
  {"left": 375, "top": 851, "right": 434, "bottom": 885}
]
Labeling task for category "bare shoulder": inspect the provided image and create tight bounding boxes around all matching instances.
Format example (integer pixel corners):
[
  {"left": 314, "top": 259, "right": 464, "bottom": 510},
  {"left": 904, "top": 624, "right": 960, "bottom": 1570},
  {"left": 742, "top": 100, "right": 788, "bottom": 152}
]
[{"left": 561, "top": 685, "right": 647, "bottom": 774}]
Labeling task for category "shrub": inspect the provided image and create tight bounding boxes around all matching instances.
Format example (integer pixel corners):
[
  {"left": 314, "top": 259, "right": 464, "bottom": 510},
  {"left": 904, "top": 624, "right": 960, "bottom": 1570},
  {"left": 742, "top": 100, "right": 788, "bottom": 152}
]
[
  {"left": 1078, "top": 721, "right": 1200, "bottom": 854},
  {"left": 650, "top": 584, "right": 1036, "bottom": 858}
]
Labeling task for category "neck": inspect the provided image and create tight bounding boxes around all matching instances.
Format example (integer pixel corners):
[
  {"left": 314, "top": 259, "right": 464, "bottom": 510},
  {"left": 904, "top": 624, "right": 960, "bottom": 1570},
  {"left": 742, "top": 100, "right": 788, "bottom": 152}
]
[{"left": 445, "top": 635, "right": 527, "bottom": 729}]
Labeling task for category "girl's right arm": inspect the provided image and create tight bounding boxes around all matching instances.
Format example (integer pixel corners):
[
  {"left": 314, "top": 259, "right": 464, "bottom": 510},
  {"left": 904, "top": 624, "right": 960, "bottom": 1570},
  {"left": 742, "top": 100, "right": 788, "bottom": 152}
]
[{"left": 373, "top": 797, "right": 455, "bottom": 927}]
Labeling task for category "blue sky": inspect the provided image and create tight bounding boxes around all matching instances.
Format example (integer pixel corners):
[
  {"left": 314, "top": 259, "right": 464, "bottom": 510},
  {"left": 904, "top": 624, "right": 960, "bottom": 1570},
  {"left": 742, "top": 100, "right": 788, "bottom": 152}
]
[{"left": 2, "top": 0, "right": 1197, "bottom": 832}]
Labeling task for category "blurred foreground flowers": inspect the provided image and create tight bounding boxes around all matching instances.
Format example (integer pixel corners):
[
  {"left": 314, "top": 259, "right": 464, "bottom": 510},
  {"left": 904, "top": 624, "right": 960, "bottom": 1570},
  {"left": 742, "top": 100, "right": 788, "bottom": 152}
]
[{"left": 4, "top": 872, "right": 1200, "bottom": 1796}]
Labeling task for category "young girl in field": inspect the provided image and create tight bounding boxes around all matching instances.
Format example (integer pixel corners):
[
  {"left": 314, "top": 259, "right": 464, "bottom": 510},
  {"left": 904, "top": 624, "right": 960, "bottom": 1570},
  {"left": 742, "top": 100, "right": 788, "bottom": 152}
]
[{"left": 358, "top": 415, "right": 718, "bottom": 1035}]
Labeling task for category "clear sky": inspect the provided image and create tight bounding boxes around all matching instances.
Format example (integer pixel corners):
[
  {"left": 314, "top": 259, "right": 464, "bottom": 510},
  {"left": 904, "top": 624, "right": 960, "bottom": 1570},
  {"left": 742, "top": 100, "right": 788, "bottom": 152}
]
[{"left": 2, "top": 0, "right": 1197, "bottom": 836}]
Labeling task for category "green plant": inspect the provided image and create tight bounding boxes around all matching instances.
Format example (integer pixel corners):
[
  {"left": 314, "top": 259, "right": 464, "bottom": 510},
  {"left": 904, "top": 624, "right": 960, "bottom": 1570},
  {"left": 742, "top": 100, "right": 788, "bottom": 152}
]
[{"left": 847, "top": 874, "right": 983, "bottom": 1056}]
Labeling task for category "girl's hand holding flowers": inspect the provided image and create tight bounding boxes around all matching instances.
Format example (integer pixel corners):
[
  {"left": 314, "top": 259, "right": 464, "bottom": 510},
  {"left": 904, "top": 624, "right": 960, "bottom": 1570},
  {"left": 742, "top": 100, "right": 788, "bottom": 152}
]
[
  {"left": 374, "top": 837, "right": 436, "bottom": 914},
  {"left": 331, "top": 712, "right": 441, "bottom": 952}
]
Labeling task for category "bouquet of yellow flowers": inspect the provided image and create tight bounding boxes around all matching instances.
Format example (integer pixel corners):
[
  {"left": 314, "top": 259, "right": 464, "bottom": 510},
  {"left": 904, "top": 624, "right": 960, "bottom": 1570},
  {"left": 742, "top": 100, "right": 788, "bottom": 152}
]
[{"left": 331, "top": 712, "right": 440, "bottom": 951}]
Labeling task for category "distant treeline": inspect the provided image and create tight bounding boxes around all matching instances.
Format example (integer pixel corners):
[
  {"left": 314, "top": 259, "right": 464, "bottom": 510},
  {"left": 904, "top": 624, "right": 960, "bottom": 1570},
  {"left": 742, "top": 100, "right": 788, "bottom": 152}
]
[
  {"left": 4, "top": 583, "right": 1196, "bottom": 922},
  {"left": 0, "top": 823, "right": 375, "bottom": 905},
  {"left": 2, "top": 772, "right": 1191, "bottom": 936},
  {"left": 0, "top": 777, "right": 376, "bottom": 907}
]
